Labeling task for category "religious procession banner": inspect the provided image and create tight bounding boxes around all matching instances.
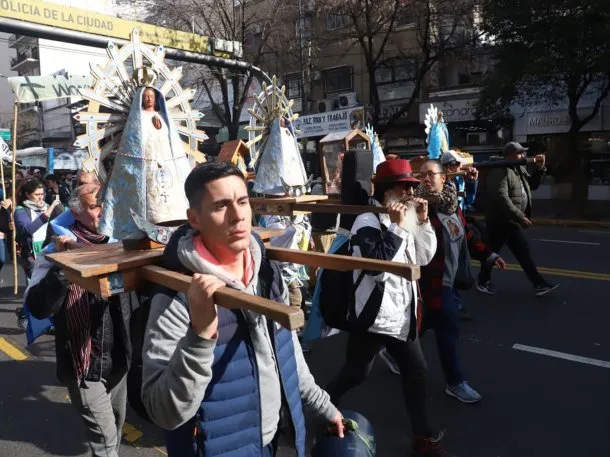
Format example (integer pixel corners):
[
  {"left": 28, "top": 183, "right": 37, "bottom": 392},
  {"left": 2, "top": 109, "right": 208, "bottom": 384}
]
[
  {"left": 8, "top": 75, "right": 94, "bottom": 104},
  {"left": 0, "top": 0, "right": 217, "bottom": 55}
]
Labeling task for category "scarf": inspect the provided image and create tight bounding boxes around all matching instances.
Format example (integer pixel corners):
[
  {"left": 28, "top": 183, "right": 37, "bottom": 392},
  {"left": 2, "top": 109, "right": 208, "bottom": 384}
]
[
  {"left": 415, "top": 181, "right": 459, "bottom": 215},
  {"left": 22, "top": 199, "right": 48, "bottom": 212},
  {"left": 64, "top": 220, "right": 110, "bottom": 384}
]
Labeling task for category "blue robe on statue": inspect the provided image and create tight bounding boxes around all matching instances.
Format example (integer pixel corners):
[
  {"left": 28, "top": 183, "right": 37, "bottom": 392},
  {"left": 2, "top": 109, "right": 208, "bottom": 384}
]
[
  {"left": 427, "top": 122, "right": 449, "bottom": 160},
  {"left": 99, "top": 86, "right": 191, "bottom": 240}
]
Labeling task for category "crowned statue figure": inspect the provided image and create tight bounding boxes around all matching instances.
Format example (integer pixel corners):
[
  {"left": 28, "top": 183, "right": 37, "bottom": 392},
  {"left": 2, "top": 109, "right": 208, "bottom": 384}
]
[
  {"left": 99, "top": 67, "right": 192, "bottom": 240},
  {"left": 425, "top": 107, "right": 450, "bottom": 160},
  {"left": 252, "top": 117, "right": 309, "bottom": 196}
]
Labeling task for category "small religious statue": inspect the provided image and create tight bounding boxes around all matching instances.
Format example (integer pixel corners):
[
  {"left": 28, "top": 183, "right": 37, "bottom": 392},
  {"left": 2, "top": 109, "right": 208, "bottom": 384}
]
[
  {"left": 424, "top": 104, "right": 450, "bottom": 160},
  {"left": 246, "top": 77, "right": 309, "bottom": 196}
]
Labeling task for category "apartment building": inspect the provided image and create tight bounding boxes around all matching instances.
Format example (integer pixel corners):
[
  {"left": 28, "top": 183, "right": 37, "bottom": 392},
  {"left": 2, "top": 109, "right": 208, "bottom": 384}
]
[{"left": 236, "top": 0, "right": 502, "bottom": 161}]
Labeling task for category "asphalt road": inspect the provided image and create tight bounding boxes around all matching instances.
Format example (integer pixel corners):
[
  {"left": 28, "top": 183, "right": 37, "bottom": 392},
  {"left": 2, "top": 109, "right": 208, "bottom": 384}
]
[{"left": 1, "top": 224, "right": 609, "bottom": 457}]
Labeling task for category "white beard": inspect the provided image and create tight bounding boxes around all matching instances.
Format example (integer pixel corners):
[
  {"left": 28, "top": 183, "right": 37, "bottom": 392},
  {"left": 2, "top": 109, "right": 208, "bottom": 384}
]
[{"left": 384, "top": 192, "right": 419, "bottom": 236}]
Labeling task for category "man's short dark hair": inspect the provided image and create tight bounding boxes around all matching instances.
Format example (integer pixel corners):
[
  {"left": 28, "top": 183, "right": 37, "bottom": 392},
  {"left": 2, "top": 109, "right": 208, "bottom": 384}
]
[
  {"left": 45, "top": 173, "right": 58, "bottom": 182},
  {"left": 185, "top": 161, "right": 246, "bottom": 208}
]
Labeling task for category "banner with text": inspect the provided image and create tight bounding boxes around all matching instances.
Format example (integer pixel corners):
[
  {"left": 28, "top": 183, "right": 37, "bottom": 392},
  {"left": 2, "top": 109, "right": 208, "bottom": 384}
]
[
  {"left": 294, "top": 107, "right": 366, "bottom": 139},
  {"left": 0, "top": 0, "right": 215, "bottom": 54},
  {"left": 8, "top": 75, "right": 94, "bottom": 104}
]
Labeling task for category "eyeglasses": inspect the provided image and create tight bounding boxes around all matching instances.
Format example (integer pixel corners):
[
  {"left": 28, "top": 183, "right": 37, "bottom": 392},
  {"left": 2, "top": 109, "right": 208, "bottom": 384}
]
[{"left": 415, "top": 171, "right": 444, "bottom": 179}]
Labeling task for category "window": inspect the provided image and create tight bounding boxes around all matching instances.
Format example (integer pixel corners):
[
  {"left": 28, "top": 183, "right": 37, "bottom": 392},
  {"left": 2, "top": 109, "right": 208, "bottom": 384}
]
[
  {"left": 244, "top": 24, "right": 263, "bottom": 54},
  {"left": 375, "top": 58, "right": 417, "bottom": 85},
  {"left": 296, "top": 16, "right": 312, "bottom": 39},
  {"left": 396, "top": 10, "right": 414, "bottom": 27},
  {"left": 323, "top": 66, "right": 352, "bottom": 94},
  {"left": 326, "top": 14, "right": 346, "bottom": 30},
  {"left": 286, "top": 74, "right": 302, "bottom": 98},
  {"left": 458, "top": 73, "right": 470, "bottom": 85}
]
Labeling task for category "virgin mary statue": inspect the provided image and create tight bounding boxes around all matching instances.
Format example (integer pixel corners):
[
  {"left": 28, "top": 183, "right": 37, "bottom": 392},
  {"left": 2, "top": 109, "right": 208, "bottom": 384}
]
[{"left": 99, "top": 83, "right": 192, "bottom": 240}]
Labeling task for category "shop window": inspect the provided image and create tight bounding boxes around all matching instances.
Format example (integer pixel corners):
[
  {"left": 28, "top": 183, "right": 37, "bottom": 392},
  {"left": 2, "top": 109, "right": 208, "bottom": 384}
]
[{"left": 323, "top": 66, "right": 352, "bottom": 94}]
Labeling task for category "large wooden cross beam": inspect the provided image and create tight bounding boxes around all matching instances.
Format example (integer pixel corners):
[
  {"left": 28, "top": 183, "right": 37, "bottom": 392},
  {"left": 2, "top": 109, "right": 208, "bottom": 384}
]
[{"left": 46, "top": 227, "right": 419, "bottom": 330}]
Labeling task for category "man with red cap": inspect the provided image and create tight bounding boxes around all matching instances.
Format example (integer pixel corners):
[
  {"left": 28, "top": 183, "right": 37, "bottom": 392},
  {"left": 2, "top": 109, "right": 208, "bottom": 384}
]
[{"left": 327, "top": 159, "right": 455, "bottom": 456}]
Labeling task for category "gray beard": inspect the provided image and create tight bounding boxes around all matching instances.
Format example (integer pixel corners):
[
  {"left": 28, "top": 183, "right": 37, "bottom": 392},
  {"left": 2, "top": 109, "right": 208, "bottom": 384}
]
[{"left": 384, "top": 192, "right": 419, "bottom": 235}]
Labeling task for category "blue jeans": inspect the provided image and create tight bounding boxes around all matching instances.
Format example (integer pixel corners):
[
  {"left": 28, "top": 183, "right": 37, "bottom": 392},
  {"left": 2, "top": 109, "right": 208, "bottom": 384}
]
[{"left": 427, "top": 286, "right": 463, "bottom": 386}]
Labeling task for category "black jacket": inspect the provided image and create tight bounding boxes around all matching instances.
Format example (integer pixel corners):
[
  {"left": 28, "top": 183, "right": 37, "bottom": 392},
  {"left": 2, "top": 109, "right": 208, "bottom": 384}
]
[{"left": 26, "top": 242, "right": 140, "bottom": 385}]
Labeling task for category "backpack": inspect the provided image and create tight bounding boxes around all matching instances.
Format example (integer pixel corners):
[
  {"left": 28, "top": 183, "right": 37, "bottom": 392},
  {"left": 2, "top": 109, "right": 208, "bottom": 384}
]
[{"left": 317, "top": 233, "right": 381, "bottom": 333}]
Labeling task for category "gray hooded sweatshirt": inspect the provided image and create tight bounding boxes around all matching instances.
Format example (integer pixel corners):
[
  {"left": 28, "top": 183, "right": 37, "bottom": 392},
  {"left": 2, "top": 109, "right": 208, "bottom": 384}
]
[{"left": 141, "top": 231, "right": 338, "bottom": 446}]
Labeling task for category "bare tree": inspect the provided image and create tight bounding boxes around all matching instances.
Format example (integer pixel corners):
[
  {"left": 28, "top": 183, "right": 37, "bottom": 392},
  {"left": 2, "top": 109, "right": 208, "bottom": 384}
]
[
  {"left": 381, "top": 0, "right": 479, "bottom": 132},
  {"left": 315, "top": 0, "right": 401, "bottom": 126},
  {"left": 146, "top": 0, "right": 296, "bottom": 140},
  {"left": 316, "top": 0, "right": 478, "bottom": 130}
]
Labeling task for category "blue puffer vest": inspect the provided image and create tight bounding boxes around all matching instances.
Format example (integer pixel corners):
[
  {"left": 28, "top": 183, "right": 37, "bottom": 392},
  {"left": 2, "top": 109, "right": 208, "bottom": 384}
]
[{"left": 163, "top": 233, "right": 306, "bottom": 457}]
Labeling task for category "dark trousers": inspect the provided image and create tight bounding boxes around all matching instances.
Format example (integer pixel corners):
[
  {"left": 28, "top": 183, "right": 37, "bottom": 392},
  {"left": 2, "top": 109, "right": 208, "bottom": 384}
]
[
  {"left": 326, "top": 331, "right": 433, "bottom": 437},
  {"left": 262, "top": 434, "right": 278, "bottom": 457},
  {"left": 478, "top": 221, "right": 545, "bottom": 286},
  {"left": 426, "top": 287, "right": 463, "bottom": 386}
]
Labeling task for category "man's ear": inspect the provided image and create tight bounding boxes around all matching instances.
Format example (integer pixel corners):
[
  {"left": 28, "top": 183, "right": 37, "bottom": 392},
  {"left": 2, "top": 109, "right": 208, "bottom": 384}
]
[{"left": 186, "top": 207, "right": 199, "bottom": 230}]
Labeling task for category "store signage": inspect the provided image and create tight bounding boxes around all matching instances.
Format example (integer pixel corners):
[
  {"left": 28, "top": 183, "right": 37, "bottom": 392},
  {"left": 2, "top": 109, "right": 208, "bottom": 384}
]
[
  {"left": 293, "top": 106, "right": 365, "bottom": 138},
  {"left": 419, "top": 98, "right": 479, "bottom": 123},
  {"left": 524, "top": 108, "right": 602, "bottom": 134}
]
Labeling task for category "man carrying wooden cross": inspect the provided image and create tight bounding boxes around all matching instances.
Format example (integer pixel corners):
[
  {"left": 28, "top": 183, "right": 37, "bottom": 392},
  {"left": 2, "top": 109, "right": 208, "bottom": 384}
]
[
  {"left": 325, "top": 159, "right": 456, "bottom": 457},
  {"left": 141, "top": 162, "right": 343, "bottom": 457},
  {"left": 24, "top": 183, "right": 139, "bottom": 457}
]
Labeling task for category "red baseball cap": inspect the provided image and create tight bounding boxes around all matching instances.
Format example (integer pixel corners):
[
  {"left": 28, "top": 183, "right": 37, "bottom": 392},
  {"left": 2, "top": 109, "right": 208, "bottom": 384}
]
[{"left": 373, "top": 159, "right": 420, "bottom": 184}]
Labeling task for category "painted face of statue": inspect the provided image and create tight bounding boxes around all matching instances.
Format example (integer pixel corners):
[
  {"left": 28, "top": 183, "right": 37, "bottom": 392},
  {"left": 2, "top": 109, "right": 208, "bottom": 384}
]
[{"left": 142, "top": 88, "right": 156, "bottom": 112}]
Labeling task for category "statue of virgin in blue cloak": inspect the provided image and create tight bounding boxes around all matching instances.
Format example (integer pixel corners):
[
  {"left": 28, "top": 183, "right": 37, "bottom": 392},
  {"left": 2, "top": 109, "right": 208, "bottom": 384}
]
[{"left": 99, "top": 86, "right": 192, "bottom": 240}]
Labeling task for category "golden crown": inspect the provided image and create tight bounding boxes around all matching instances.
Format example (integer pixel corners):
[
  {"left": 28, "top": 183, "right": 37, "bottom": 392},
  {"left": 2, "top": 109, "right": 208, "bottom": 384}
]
[{"left": 132, "top": 66, "right": 158, "bottom": 88}]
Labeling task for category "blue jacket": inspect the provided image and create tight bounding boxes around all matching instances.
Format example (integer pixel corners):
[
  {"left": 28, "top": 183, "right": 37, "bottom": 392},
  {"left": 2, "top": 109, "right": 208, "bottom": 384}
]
[
  {"left": 141, "top": 227, "right": 337, "bottom": 457},
  {"left": 454, "top": 175, "right": 478, "bottom": 213}
]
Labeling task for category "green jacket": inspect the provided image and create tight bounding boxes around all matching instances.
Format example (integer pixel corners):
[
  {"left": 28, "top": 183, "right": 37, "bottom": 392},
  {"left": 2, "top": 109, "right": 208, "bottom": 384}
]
[{"left": 485, "top": 164, "right": 545, "bottom": 223}]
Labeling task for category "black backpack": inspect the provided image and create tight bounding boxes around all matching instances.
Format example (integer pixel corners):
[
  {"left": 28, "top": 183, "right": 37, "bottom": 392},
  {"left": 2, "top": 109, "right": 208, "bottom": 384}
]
[{"left": 318, "top": 232, "right": 384, "bottom": 333}]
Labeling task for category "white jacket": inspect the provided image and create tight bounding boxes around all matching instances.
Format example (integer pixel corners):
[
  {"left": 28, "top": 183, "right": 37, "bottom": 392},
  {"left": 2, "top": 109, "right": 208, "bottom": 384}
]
[{"left": 350, "top": 212, "right": 437, "bottom": 341}]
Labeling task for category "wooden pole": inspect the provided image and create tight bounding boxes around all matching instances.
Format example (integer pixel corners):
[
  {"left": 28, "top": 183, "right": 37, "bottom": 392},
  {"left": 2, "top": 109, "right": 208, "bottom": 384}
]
[
  {"left": 141, "top": 266, "right": 304, "bottom": 330},
  {"left": 12, "top": 102, "right": 18, "bottom": 295}
]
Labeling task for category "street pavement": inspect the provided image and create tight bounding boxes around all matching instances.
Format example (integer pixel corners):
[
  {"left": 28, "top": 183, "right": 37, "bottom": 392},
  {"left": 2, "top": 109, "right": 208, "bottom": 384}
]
[{"left": 1, "top": 224, "right": 609, "bottom": 457}]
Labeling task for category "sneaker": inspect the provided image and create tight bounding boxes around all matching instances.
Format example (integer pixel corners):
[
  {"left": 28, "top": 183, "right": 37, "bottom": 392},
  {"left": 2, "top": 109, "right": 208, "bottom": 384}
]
[
  {"left": 534, "top": 282, "right": 560, "bottom": 297},
  {"left": 15, "top": 307, "right": 27, "bottom": 332},
  {"left": 475, "top": 280, "right": 497, "bottom": 295},
  {"left": 412, "top": 431, "right": 455, "bottom": 457},
  {"left": 378, "top": 348, "right": 400, "bottom": 375},
  {"left": 458, "top": 307, "right": 473, "bottom": 322},
  {"left": 445, "top": 382, "right": 482, "bottom": 404}
]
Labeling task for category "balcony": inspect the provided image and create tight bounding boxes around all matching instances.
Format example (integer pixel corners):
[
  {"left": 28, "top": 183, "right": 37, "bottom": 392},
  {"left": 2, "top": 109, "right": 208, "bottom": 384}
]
[
  {"left": 8, "top": 34, "right": 36, "bottom": 49},
  {"left": 10, "top": 47, "right": 39, "bottom": 72},
  {"left": 428, "top": 84, "right": 481, "bottom": 100}
]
